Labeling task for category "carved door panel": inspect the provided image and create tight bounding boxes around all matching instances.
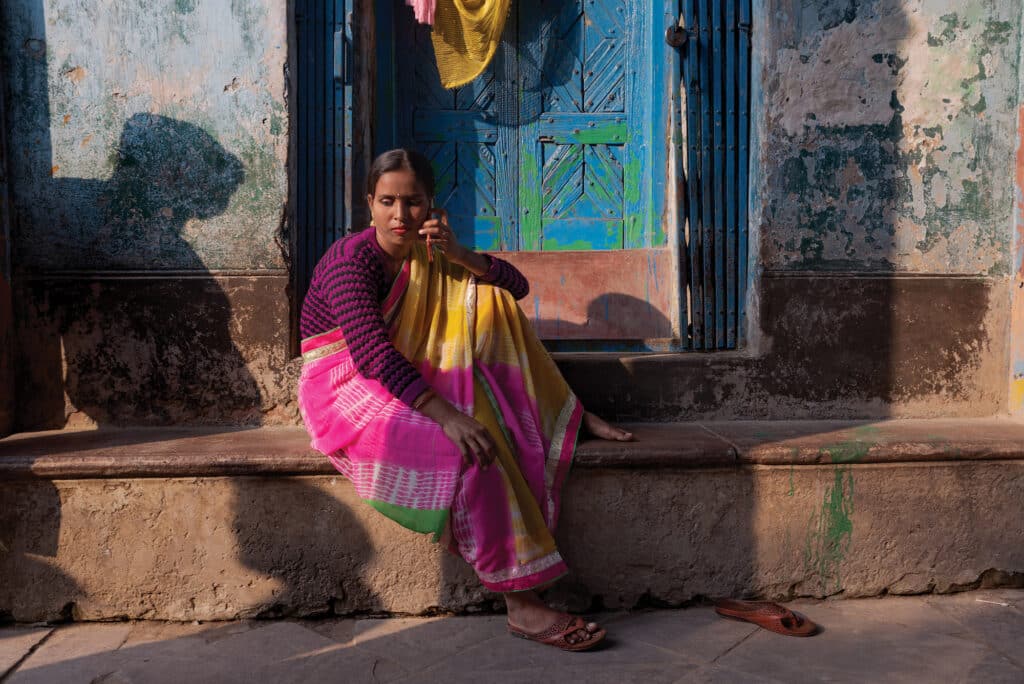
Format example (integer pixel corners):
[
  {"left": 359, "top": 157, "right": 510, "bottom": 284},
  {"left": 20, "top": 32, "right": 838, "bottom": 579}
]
[{"left": 391, "top": 0, "right": 674, "bottom": 344}]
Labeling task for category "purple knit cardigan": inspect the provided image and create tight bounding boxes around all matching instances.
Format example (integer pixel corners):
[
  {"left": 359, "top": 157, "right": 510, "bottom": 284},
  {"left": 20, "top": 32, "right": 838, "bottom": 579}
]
[{"left": 300, "top": 227, "right": 530, "bottom": 407}]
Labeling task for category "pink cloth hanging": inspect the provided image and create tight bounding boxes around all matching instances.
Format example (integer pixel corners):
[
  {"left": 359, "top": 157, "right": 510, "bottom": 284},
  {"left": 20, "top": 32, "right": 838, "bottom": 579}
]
[{"left": 406, "top": 0, "right": 436, "bottom": 26}]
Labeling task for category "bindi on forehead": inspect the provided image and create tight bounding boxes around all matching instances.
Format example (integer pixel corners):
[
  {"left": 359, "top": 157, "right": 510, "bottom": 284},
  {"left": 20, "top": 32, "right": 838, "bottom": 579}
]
[{"left": 376, "top": 192, "right": 425, "bottom": 200}]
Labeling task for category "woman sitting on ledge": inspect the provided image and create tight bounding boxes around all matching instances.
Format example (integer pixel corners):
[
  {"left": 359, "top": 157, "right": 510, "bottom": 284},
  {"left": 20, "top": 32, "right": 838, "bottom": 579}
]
[{"left": 298, "top": 148, "right": 632, "bottom": 651}]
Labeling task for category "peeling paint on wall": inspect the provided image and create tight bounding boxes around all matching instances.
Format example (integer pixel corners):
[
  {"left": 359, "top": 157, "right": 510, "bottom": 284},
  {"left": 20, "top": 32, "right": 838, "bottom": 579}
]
[
  {"left": 1, "top": 0, "right": 289, "bottom": 271},
  {"left": 761, "top": 0, "right": 1020, "bottom": 275}
]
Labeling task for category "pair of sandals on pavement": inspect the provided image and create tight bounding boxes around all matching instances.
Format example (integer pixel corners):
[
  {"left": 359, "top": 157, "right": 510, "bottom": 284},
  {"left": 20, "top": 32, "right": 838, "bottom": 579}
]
[{"left": 507, "top": 599, "right": 817, "bottom": 652}]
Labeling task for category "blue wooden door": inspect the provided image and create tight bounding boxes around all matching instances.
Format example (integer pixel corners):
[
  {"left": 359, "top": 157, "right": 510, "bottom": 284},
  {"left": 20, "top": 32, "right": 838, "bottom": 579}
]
[{"left": 386, "top": 1, "right": 674, "bottom": 343}]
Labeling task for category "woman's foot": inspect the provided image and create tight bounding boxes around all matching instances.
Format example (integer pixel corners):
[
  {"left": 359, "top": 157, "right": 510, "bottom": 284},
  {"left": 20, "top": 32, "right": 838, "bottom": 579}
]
[
  {"left": 505, "top": 591, "right": 604, "bottom": 649},
  {"left": 583, "top": 411, "right": 633, "bottom": 441}
]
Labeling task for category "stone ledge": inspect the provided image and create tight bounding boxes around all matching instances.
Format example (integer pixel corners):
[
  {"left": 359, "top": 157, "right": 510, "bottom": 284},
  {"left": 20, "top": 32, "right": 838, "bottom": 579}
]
[
  {"left": 704, "top": 418, "right": 1024, "bottom": 465},
  {"left": 2, "top": 418, "right": 1024, "bottom": 479}
]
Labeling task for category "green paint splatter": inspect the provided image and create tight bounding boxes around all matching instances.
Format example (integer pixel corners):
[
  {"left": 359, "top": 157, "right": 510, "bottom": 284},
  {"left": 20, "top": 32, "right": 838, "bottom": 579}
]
[
  {"left": 175, "top": 0, "right": 198, "bottom": 13},
  {"left": 824, "top": 440, "right": 871, "bottom": 464},
  {"left": 804, "top": 466, "right": 854, "bottom": 593}
]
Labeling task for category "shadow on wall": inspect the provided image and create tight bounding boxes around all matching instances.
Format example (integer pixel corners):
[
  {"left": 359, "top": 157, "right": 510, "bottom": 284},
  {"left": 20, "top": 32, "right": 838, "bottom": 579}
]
[
  {"left": 13, "top": 114, "right": 263, "bottom": 428},
  {"left": 534, "top": 293, "right": 673, "bottom": 342},
  {"left": 231, "top": 478, "right": 383, "bottom": 619}
]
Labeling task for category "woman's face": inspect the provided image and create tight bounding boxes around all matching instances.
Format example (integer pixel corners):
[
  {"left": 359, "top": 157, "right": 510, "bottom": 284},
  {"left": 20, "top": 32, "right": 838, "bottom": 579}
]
[{"left": 368, "top": 169, "right": 430, "bottom": 257}]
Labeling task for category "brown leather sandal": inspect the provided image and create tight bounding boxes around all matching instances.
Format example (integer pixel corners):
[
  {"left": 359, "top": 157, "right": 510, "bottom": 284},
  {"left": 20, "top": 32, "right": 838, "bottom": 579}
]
[
  {"left": 508, "top": 614, "right": 607, "bottom": 652},
  {"left": 713, "top": 599, "right": 819, "bottom": 637}
]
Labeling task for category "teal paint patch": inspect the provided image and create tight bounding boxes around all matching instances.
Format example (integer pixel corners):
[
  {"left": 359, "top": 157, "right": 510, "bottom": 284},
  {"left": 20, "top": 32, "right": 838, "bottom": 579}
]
[
  {"left": 927, "top": 13, "right": 960, "bottom": 47},
  {"left": 981, "top": 20, "right": 1014, "bottom": 45},
  {"left": 804, "top": 466, "right": 855, "bottom": 593},
  {"left": 174, "top": 0, "right": 198, "bottom": 14},
  {"left": 230, "top": 0, "right": 263, "bottom": 53}
]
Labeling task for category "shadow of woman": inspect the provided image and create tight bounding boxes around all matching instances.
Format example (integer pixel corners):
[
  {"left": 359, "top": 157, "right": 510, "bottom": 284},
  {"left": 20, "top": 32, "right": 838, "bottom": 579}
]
[
  {"left": 15, "top": 113, "right": 262, "bottom": 428},
  {"left": 4, "top": 115, "right": 272, "bottom": 622}
]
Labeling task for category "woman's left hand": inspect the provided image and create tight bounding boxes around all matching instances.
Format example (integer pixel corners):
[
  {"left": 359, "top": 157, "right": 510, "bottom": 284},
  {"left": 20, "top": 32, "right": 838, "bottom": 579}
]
[{"left": 420, "top": 209, "right": 467, "bottom": 263}]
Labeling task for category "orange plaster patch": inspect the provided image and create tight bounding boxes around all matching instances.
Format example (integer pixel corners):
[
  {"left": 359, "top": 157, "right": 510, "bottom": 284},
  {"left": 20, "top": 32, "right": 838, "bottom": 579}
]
[{"left": 63, "top": 66, "right": 87, "bottom": 83}]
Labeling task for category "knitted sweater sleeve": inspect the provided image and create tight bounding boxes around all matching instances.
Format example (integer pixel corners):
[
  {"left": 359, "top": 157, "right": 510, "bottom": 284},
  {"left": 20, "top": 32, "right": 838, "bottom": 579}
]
[
  {"left": 477, "top": 255, "right": 530, "bottom": 300},
  {"left": 321, "top": 246, "right": 429, "bottom": 407}
]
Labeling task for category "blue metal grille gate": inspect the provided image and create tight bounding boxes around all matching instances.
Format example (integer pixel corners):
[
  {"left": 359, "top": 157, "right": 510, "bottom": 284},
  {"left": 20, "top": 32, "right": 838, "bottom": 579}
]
[
  {"left": 294, "top": 0, "right": 354, "bottom": 315},
  {"left": 680, "top": 0, "right": 751, "bottom": 350}
]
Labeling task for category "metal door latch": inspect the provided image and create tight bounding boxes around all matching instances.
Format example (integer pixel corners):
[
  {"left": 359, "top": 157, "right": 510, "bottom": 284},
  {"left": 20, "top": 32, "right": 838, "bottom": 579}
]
[
  {"left": 665, "top": 14, "right": 694, "bottom": 48},
  {"left": 665, "top": 25, "right": 689, "bottom": 48}
]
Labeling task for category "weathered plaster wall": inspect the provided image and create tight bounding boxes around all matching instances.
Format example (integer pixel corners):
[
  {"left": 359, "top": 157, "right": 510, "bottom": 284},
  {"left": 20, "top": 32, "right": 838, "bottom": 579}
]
[
  {"left": 760, "top": 0, "right": 1020, "bottom": 275},
  {"left": 715, "top": 0, "right": 1024, "bottom": 419},
  {"left": 2, "top": 1, "right": 299, "bottom": 428},
  {"left": 2, "top": 0, "right": 288, "bottom": 270}
]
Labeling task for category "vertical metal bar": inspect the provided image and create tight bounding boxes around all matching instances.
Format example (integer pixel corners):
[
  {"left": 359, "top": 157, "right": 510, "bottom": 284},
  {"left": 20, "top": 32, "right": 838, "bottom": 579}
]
[
  {"left": 724, "top": 0, "right": 738, "bottom": 348},
  {"left": 317, "top": 0, "right": 328, "bottom": 256},
  {"left": 698, "top": 0, "right": 715, "bottom": 349},
  {"left": 309, "top": 0, "right": 323, "bottom": 284},
  {"left": 295, "top": 0, "right": 308, "bottom": 306},
  {"left": 711, "top": 0, "right": 725, "bottom": 348},
  {"left": 393, "top": 5, "right": 414, "bottom": 152},
  {"left": 738, "top": 0, "right": 750, "bottom": 347},
  {"left": 375, "top": 1, "right": 396, "bottom": 153},
  {"left": 325, "top": 0, "right": 336, "bottom": 248},
  {"left": 683, "top": 0, "right": 702, "bottom": 349},
  {"left": 342, "top": 0, "right": 354, "bottom": 235}
]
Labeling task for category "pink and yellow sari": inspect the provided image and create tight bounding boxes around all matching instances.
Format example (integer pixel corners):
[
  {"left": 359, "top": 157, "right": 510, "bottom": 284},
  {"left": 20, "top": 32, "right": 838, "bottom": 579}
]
[{"left": 298, "top": 242, "right": 583, "bottom": 592}]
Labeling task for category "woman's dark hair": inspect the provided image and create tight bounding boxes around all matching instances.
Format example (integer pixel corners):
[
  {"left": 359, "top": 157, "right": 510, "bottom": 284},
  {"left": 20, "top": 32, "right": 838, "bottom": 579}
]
[{"left": 366, "top": 148, "right": 436, "bottom": 198}]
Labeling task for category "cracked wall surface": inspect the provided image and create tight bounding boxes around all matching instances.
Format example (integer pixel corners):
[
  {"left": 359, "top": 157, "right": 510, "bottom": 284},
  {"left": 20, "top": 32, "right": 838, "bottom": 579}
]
[{"left": 760, "top": 0, "right": 1020, "bottom": 275}]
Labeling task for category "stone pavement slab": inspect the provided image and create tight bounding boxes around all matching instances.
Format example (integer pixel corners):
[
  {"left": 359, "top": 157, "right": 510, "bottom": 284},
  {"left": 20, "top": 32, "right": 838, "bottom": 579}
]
[
  {"left": 923, "top": 589, "right": 1024, "bottom": 670},
  {"left": 0, "top": 627, "right": 51, "bottom": 678},
  {"left": 2, "top": 592, "right": 1023, "bottom": 683},
  {"left": 5, "top": 623, "right": 132, "bottom": 684},
  {"left": 715, "top": 596, "right": 1024, "bottom": 684}
]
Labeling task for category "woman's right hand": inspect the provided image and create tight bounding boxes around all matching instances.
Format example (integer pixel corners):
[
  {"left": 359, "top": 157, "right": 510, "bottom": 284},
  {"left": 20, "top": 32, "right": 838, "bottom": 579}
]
[
  {"left": 441, "top": 411, "right": 497, "bottom": 469},
  {"left": 415, "top": 390, "right": 497, "bottom": 469}
]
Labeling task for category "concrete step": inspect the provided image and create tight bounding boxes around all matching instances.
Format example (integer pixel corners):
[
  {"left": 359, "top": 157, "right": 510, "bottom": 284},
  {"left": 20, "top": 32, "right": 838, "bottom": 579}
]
[{"left": 2, "top": 419, "right": 1023, "bottom": 622}]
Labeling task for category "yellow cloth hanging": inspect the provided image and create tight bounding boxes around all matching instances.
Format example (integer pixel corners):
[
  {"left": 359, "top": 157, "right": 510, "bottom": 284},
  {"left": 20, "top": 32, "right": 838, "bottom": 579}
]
[{"left": 431, "top": 0, "right": 512, "bottom": 89}]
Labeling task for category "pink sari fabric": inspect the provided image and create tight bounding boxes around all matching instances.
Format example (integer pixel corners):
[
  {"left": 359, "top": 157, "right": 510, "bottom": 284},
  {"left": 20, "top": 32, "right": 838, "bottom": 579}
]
[
  {"left": 406, "top": 0, "right": 436, "bottom": 25},
  {"left": 298, "top": 243, "right": 583, "bottom": 593}
]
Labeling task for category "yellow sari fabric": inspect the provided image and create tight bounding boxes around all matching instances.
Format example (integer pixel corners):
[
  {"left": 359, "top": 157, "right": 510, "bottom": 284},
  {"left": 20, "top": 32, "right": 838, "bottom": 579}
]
[{"left": 431, "top": 0, "right": 512, "bottom": 89}]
